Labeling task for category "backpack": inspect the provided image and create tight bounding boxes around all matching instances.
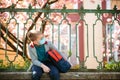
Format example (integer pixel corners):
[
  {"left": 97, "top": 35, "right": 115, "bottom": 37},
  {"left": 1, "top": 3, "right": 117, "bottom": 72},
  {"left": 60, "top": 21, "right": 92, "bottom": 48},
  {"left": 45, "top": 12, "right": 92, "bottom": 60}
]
[{"left": 47, "top": 49, "right": 71, "bottom": 73}]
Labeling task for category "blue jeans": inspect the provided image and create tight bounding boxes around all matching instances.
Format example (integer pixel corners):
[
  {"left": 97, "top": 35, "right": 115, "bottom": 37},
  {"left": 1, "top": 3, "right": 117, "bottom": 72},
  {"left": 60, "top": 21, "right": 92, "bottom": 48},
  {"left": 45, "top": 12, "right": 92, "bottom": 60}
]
[{"left": 31, "top": 61, "right": 60, "bottom": 80}]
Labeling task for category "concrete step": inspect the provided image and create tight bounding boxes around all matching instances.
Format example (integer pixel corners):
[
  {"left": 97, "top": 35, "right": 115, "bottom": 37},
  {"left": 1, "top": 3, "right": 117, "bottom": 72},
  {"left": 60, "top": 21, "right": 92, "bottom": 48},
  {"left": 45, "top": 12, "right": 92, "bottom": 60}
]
[{"left": 0, "top": 72, "right": 120, "bottom": 80}]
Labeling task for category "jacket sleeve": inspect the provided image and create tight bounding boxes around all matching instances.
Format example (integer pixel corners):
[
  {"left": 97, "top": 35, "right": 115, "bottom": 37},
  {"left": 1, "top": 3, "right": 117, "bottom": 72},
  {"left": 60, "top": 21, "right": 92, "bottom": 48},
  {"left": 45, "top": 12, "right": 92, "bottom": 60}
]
[
  {"left": 28, "top": 45, "right": 42, "bottom": 67},
  {"left": 47, "top": 41, "right": 67, "bottom": 60}
]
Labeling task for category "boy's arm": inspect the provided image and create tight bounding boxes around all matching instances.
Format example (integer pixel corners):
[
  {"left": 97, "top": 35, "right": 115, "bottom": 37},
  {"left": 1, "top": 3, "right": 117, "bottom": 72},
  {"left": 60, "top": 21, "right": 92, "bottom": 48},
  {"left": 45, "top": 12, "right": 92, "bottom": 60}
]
[{"left": 28, "top": 45, "right": 42, "bottom": 67}]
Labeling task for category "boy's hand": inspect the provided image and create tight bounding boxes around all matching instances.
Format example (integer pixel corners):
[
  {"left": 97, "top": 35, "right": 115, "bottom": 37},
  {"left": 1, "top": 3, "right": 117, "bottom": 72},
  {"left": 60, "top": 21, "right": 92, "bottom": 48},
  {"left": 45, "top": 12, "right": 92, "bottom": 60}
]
[{"left": 41, "top": 64, "right": 50, "bottom": 73}]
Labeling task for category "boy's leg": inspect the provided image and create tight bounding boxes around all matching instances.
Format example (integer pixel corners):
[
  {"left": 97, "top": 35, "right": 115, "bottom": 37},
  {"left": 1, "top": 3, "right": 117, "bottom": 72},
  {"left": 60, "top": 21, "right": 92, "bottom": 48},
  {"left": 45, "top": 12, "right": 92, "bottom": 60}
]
[
  {"left": 31, "top": 65, "right": 43, "bottom": 80},
  {"left": 49, "top": 66, "right": 60, "bottom": 80},
  {"left": 46, "top": 63, "right": 60, "bottom": 80}
]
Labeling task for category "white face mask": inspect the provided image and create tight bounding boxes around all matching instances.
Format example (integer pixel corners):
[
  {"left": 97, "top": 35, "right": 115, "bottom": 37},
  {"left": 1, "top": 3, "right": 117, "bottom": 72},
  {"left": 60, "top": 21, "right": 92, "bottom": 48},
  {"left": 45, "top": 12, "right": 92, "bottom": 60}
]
[{"left": 39, "top": 37, "right": 46, "bottom": 45}]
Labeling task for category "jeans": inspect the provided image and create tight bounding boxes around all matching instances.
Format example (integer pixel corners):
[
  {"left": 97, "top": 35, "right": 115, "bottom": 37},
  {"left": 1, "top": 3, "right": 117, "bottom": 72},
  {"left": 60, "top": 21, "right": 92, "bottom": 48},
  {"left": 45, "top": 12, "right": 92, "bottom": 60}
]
[{"left": 31, "top": 61, "right": 60, "bottom": 80}]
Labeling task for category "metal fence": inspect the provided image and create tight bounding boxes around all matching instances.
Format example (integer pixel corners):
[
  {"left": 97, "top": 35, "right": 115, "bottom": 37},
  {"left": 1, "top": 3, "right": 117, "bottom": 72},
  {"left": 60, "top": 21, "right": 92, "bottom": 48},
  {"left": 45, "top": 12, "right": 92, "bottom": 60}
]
[{"left": 0, "top": 4, "right": 120, "bottom": 71}]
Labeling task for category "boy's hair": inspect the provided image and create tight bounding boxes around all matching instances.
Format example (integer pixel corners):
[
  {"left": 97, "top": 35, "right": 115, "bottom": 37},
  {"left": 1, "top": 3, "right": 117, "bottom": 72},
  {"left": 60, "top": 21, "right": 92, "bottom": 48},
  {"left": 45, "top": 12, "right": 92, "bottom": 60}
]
[{"left": 27, "top": 30, "right": 41, "bottom": 41}]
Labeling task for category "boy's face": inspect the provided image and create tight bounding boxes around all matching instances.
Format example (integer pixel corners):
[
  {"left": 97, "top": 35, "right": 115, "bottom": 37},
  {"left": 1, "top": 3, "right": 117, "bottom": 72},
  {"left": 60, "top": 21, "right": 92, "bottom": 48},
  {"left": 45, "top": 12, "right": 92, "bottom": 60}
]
[{"left": 33, "top": 34, "right": 44, "bottom": 45}]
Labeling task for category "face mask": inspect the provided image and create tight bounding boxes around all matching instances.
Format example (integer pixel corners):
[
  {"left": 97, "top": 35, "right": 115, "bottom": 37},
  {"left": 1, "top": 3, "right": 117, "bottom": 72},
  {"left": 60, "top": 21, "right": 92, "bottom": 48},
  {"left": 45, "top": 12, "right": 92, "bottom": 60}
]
[{"left": 39, "top": 37, "right": 46, "bottom": 45}]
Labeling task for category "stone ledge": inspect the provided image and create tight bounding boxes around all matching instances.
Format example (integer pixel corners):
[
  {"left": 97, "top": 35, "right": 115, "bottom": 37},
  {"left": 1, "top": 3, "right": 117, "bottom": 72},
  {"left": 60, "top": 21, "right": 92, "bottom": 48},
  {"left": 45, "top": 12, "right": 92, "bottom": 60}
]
[{"left": 0, "top": 72, "right": 120, "bottom": 80}]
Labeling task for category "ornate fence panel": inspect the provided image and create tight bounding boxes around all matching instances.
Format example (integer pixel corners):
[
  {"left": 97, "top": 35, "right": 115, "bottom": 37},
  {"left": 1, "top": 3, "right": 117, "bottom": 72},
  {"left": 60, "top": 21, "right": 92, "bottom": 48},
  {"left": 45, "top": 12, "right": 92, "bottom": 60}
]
[{"left": 0, "top": 4, "right": 120, "bottom": 71}]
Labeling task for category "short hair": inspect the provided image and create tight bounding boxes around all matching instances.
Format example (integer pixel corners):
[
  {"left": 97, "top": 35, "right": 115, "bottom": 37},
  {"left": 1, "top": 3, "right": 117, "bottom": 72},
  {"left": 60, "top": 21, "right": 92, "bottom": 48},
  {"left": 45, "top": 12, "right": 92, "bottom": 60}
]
[{"left": 27, "top": 30, "right": 41, "bottom": 41}]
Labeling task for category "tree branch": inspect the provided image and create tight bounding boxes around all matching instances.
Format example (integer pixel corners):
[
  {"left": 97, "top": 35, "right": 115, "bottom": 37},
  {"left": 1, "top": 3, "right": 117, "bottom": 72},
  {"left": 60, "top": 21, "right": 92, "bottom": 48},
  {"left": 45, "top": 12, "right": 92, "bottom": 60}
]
[
  {"left": 1, "top": 24, "right": 23, "bottom": 49},
  {"left": 48, "top": 0, "right": 58, "bottom": 4},
  {"left": 0, "top": 30, "right": 24, "bottom": 57}
]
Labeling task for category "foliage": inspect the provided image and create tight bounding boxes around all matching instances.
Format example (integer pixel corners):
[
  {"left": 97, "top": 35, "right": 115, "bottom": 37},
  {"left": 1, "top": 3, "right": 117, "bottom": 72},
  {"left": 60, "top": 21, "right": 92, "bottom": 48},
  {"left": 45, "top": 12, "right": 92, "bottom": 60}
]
[
  {"left": 0, "top": 58, "right": 31, "bottom": 72},
  {"left": 104, "top": 60, "right": 120, "bottom": 71}
]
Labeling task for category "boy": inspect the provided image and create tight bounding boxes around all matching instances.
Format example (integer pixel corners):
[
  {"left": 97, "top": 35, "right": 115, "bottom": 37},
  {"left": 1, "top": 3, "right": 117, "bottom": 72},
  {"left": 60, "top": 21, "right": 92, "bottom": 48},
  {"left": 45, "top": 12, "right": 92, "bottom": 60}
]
[{"left": 27, "top": 30, "right": 64, "bottom": 80}]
